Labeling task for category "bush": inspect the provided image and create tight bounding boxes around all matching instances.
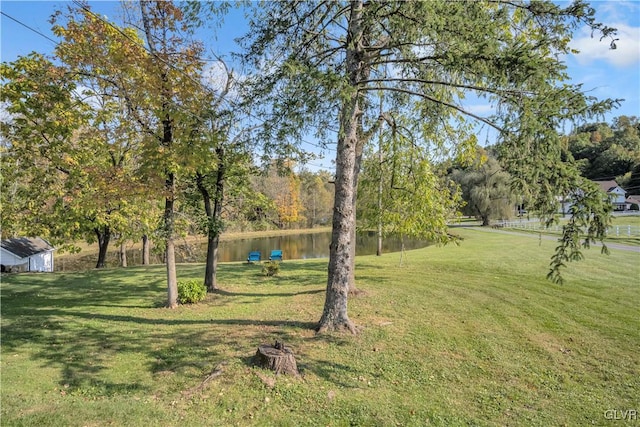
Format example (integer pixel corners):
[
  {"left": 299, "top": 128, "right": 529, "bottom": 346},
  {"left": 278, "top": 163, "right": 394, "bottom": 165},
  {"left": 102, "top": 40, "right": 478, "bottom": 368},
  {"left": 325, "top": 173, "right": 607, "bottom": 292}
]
[
  {"left": 261, "top": 260, "right": 280, "bottom": 277},
  {"left": 177, "top": 280, "right": 206, "bottom": 304}
]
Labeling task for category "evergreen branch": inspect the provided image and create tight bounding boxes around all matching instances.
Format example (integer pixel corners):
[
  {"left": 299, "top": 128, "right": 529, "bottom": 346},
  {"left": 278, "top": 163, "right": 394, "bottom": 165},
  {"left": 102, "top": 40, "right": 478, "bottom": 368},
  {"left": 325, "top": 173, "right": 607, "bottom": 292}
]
[
  {"left": 363, "top": 86, "right": 506, "bottom": 133},
  {"left": 359, "top": 77, "right": 534, "bottom": 97}
]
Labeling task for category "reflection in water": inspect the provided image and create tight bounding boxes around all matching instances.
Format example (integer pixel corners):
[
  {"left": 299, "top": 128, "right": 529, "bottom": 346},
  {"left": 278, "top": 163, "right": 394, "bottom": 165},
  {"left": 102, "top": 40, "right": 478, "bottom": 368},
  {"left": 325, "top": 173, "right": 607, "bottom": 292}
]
[
  {"left": 57, "top": 231, "right": 430, "bottom": 270},
  {"left": 190, "top": 231, "right": 429, "bottom": 263}
]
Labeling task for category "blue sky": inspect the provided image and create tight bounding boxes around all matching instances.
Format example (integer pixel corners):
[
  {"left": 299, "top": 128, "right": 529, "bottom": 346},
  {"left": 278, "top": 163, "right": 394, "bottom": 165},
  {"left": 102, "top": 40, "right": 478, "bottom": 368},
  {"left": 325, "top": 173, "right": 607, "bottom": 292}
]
[{"left": 2, "top": 0, "right": 639, "bottom": 171}]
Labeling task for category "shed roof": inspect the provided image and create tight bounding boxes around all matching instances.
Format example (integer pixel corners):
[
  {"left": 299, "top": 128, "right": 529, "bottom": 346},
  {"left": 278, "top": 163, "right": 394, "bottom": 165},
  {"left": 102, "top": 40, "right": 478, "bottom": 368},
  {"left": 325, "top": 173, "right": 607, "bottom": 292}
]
[{"left": 1, "top": 237, "right": 55, "bottom": 258}]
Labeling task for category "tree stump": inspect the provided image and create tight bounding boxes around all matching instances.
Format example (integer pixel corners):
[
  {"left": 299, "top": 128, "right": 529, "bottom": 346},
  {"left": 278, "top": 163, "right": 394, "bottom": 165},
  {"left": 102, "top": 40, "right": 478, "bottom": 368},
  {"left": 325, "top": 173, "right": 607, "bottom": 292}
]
[{"left": 255, "top": 341, "right": 299, "bottom": 376}]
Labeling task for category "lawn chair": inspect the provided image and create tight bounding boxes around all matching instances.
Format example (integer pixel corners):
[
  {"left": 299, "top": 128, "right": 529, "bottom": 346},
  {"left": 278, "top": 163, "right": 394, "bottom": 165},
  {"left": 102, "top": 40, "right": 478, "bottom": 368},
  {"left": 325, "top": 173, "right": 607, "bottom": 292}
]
[
  {"left": 269, "top": 249, "right": 283, "bottom": 261},
  {"left": 247, "top": 251, "right": 261, "bottom": 263}
]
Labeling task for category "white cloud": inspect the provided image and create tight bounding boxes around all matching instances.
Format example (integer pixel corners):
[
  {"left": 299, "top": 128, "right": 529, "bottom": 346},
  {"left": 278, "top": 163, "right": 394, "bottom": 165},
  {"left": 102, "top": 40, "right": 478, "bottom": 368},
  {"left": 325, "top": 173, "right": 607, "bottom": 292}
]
[
  {"left": 201, "top": 61, "right": 230, "bottom": 91},
  {"left": 593, "top": 0, "right": 640, "bottom": 24},
  {"left": 200, "top": 60, "right": 245, "bottom": 105},
  {"left": 466, "top": 103, "right": 495, "bottom": 116},
  {"left": 570, "top": 23, "right": 640, "bottom": 67}
]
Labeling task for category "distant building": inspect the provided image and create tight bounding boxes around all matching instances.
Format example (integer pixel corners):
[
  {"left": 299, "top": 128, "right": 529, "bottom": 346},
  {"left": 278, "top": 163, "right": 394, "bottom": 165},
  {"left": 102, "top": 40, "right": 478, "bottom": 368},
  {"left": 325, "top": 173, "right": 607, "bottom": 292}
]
[
  {"left": 558, "top": 180, "right": 635, "bottom": 215},
  {"left": 0, "top": 237, "right": 55, "bottom": 273},
  {"left": 593, "top": 180, "right": 628, "bottom": 211}
]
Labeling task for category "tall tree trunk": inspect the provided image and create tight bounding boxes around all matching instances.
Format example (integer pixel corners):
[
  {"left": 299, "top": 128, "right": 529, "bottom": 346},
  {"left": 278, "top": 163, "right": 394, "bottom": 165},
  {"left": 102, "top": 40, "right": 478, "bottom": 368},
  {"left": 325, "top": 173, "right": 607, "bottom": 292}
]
[
  {"left": 95, "top": 226, "right": 111, "bottom": 269},
  {"left": 140, "top": 1, "right": 178, "bottom": 308},
  {"left": 198, "top": 173, "right": 214, "bottom": 290},
  {"left": 164, "top": 181, "right": 178, "bottom": 308},
  {"left": 120, "top": 241, "right": 127, "bottom": 267},
  {"left": 377, "top": 98, "right": 384, "bottom": 257},
  {"left": 318, "top": 106, "right": 358, "bottom": 333},
  {"left": 317, "top": 1, "right": 365, "bottom": 334},
  {"left": 210, "top": 149, "right": 225, "bottom": 290},
  {"left": 197, "top": 147, "right": 226, "bottom": 293},
  {"left": 348, "top": 139, "right": 365, "bottom": 295},
  {"left": 142, "top": 234, "right": 150, "bottom": 265}
]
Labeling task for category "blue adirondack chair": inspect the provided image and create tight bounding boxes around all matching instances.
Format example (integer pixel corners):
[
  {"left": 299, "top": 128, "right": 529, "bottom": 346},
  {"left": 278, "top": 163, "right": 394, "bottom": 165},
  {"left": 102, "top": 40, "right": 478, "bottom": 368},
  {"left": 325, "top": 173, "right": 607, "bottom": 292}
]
[
  {"left": 247, "top": 251, "right": 261, "bottom": 263},
  {"left": 269, "top": 249, "right": 283, "bottom": 261}
]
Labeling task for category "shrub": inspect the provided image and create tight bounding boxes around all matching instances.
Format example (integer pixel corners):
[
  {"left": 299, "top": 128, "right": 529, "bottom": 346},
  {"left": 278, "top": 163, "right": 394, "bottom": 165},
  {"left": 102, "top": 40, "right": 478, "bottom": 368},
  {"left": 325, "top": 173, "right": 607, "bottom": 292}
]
[
  {"left": 177, "top": 280, "right": 206, "bottom": 304},
  {"left": 261, "top": 260, "right": 280, "bottom": 277}
]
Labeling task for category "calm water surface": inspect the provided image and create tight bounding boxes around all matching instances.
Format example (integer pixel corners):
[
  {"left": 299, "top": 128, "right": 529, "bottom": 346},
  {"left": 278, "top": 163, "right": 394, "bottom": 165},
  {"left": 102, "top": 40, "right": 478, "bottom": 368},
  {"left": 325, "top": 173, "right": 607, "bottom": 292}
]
[{"left": 208, "top": 231, "right": 430, "bottom": 263}]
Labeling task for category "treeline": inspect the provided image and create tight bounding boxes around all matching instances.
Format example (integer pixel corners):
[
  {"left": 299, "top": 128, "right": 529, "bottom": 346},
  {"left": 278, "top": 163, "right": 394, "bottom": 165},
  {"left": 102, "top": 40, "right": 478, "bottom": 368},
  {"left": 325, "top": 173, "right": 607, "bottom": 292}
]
[
  {"left": 439, "top": 115, "right": 640, "bottom": 225},
  {"left": 567, "top": 116, "right": 640, "bottom": 193}
]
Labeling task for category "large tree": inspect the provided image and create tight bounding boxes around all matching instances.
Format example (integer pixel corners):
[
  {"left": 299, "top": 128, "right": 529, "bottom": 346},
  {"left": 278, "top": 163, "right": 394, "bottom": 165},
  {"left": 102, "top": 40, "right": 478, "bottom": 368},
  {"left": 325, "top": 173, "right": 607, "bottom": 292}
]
[
  {"left": 241, "top": 0, "right": 618, "bottom": 333},
  {"left": 358, "top": 115, "right": 462, "bottom": 247},
  {"left": 186, "top": 98, "right": 257, "bottom": 292},
  {"left": 53, "top": 1, "right": 210, "bottom": 306},
  {"left": 0, "top": 53, "right": 152, "bottom": 268},
  {"left": 451, "top": 152, "right": 516, "bottom": 226},
  {"left": 0, "top": 54, "right": 85, "bottom": 243}
]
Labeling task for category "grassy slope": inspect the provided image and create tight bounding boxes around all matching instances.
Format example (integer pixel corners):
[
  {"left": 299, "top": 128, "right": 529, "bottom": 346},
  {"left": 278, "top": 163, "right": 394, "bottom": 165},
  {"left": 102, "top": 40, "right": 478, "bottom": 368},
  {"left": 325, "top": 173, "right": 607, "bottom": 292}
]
[
  {"left": 1, "top": 229, "right": 638, "bottom": 426},
  {"left": 499, "top": 215, "right": 640, "bottom": 247}
]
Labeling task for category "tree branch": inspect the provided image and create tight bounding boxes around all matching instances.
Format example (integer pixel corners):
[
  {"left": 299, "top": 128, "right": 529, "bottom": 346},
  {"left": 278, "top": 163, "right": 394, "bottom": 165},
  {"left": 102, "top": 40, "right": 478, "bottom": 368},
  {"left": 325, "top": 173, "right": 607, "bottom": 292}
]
[
  {"left": 359, "top": 77, "right": 533, "bottom": 97},
  {"left": 360, "top": 86, "right": 506, "bottom": 133}
]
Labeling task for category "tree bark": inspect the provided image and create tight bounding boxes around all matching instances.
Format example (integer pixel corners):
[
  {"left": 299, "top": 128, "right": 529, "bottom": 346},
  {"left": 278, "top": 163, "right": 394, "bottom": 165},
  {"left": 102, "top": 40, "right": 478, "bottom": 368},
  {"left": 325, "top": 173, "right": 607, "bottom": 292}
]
[
  {"left": 377, "top": 98, "right": 384, "bottom": 257},
  {"left": 197, "top": 147, "right": 225, "bottom": 293},
  {"left": 210, "top": 150, "right": 225, "bottom": 291},
  {"left": 119, "top": 241, "right": 127, "bottom": 267},
  {"left": 142, "top": 234, "right": 150, "bottom": 265},
  {"left": 141, "top": 1, "right": 178, "bottom": 308},
  {"left": 317, "top": 1, "right": 365, "bottom": 334},
  {"left": 164, "top": 183, "right": 178, "bottom": 308},
  {"left": 348, "top": 118, "right": 370, "bottom": 295},
  {"left": 255, "top": 341, "right": 299, "bottom": 376},
  {"left": 165, "top": 235, "right": 178, "bottom": 308},
  {"left": 95, "top": 226, "right": 111, "bottom": 269}
]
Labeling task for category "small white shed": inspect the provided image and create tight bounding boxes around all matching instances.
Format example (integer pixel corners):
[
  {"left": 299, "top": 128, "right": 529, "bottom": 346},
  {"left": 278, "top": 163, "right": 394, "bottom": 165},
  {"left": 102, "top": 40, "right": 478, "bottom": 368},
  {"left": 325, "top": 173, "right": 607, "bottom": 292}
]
[{"left": 0, "top": 237, "right": 55, "bottom": 273}]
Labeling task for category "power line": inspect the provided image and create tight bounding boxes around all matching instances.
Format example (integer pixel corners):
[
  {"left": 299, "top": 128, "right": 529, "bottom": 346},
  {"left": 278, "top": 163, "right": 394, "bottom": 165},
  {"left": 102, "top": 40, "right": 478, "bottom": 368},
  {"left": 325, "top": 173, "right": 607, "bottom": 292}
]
[
  {"left": 4, "top": 4, "right": 335, "bottom": 161},
  {"left": 1, "top": 11, "right": 58, "bottom": 45},
  {"left": 70, "top": 1, "right": 336, "bottom": 155}
]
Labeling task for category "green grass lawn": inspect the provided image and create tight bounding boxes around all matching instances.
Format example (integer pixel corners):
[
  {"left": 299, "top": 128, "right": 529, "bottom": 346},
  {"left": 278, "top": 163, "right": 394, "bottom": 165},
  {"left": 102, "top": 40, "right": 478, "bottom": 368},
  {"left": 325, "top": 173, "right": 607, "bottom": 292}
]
[
  {"left": 499, "top": 214, "right": 640, "bottom": 247},
  {"left": 2, "top": 229, "right": 638, "bottom": 426}
]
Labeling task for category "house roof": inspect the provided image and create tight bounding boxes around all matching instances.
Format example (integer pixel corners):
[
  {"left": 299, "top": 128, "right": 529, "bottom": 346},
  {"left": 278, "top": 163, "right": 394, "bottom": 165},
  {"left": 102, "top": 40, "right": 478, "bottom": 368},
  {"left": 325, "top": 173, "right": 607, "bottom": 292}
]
[
  {"left": 593, "top": 180, "right": 621, "bottom": 193},
  {"left": 1, "top": 237, "right": 54, "bottom": 258}
]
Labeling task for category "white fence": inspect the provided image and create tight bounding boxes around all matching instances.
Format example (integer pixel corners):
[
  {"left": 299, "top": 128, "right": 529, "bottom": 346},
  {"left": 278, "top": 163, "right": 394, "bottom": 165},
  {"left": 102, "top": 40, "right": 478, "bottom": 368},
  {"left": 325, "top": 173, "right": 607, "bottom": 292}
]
[{"left": 498, "top": 221, "right": 640, "bottom": 237}]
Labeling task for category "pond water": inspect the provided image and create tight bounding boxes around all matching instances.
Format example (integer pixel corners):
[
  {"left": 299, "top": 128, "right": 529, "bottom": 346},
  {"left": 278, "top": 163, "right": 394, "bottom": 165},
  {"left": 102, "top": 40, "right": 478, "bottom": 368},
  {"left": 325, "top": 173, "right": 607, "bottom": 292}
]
[
  {"left": 56, "top": 231, "right": 430, "bottom": 271},
  {"left": 207, "top": 230, "right": 430, "bottom": 263}
]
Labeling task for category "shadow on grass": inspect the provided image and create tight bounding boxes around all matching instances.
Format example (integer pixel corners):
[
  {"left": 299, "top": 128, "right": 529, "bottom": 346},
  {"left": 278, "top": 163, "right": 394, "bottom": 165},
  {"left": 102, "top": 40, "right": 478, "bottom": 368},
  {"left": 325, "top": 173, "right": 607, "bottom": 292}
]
[
  {"left": 0, "top": 260, "right": 364, "bottom": 394},
  {"left": 214, "top": 288, "right": 325, "bottom": 298}
]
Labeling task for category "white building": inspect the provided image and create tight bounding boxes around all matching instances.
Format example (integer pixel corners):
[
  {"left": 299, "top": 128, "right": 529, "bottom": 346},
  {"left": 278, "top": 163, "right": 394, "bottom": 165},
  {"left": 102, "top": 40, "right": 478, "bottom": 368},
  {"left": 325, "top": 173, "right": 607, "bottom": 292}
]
[
  {"left": 593, "top": 180, "right": 627, "bottom": 211},
  {"left": 0, "top": 237, "right": 55, "bottom": 272},
  {"left": 558, "top": 180, "right": 633, "bottom": 215}
]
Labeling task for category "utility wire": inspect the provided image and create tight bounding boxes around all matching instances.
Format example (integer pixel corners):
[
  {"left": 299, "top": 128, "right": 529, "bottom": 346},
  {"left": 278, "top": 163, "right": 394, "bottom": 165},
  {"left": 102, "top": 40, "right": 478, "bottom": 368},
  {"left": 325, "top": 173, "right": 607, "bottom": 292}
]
[
  {"left": 70, "top": 0, "right": 336, "bottom": 154},
  {"left": 5, "top": 4, "right": 335, "bottom": 162},
  {"left": 1, "top": 11, "right": 58, "bottom": 45}
]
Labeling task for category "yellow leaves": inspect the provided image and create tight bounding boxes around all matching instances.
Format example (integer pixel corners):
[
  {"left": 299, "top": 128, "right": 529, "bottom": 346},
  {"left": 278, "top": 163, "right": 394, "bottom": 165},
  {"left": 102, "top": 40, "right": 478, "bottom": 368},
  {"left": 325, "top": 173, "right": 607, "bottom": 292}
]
[
  {"left": 62, "top": 154, "right": 77, "bottom": 166},
  {"left": 271, "top": 173, "right": 305, "bottom": 226}
]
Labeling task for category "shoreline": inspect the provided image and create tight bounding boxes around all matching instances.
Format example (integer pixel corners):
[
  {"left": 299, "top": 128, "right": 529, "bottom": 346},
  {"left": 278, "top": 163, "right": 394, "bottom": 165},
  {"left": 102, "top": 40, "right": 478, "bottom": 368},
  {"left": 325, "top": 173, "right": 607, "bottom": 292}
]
[{"left": 56, "top": 227, "right": 332, "bottom": 260}]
